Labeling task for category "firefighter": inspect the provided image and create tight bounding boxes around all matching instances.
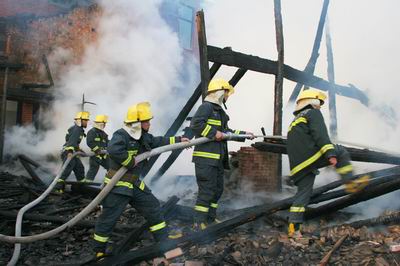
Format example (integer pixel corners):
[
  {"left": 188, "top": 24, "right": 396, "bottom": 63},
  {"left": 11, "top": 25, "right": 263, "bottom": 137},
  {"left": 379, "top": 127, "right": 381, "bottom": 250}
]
[
  {"left": 93, "top": 102, "right": 189, "bottom": 258},
  {"left": 190, "top": 78, "right": 254, "bottom": 230},
  {"left": 55, "top": 111, "right": 89, "bottom": 193},
  {"left": 85, "top": 115, "right": 110, "bottom": 181},
  {"left": 287, "top": 88, "right": 369, "bottom": 238}
]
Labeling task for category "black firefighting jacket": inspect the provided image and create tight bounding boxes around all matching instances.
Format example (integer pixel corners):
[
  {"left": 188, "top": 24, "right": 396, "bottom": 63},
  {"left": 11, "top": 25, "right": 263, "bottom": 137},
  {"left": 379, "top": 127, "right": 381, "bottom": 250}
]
[
  {"left": 287, "top": 106, "right": 336, "bottom": 178},
  {"left": 190, "top": 101, "right": 245, "bottom": 169},
  {"left": 105, "top": 128, "right": 182, "bottom": 196},
  {"left": 87, "top": 127, "right": 109, "bottom": 159},
  {"left": 63, "top": 124, "right": 85, "bottom": 153}
]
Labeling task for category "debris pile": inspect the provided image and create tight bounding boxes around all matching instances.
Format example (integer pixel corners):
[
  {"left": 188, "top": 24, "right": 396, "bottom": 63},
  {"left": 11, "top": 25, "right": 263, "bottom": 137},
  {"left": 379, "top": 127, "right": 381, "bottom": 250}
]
[{"left": 1, "top": 169, "right": 400, "bottom": 265}]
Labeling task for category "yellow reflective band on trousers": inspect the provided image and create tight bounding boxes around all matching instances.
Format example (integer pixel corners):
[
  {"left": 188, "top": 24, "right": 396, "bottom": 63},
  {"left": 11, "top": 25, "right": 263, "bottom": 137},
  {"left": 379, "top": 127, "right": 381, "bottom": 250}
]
[
  {"left": 234, "top": 130, "right": 241, "bottom": 135},
  {"left": 57, "top": 179, "right": 65, "bottom": 183},
  {"left": 201, "top": 124, "right": 212, "bottom": 137},
  {"left": 94, "top": 234, "right": 109, "bottom": 243},
  {"left": 336, "top": 164, "right": 353, "bottom": 175},
  {"left": 290, "top": 144, "right": 335, "bottom": 176},
  {"left": 290, "top": 206, "right": 305, "bottom": 212},
  {"left": 193, "top": 151, "right": 220, "bottom": 160},
  {"left": 104, "top": 177, "right": 133, "bottom": 189},
  {"left": 92, "top": 146, "right": 100, "bottom": 151},
  {"left": 288, "top": 117, "right": 308, "bottom": 132},
  {"left": 210, "top": 203, "right": 218, "bottom": 208},
  {"left": 121, "top": 150, "right": 138, "bottom": 166},
  {"left": 194, "top": 205, "right": 209, "bottom": 213},
  {"left": 94, "top": 137, "right": 101, "bottom": 141},
  {"left": 149, "top": 221, "right": 167, "bottom": 232},
  {"left": 64, "top": 146, "right": 75, "bottom": 151},
  {"left": 169, "top": 137, "right": 175, "bottom": 145},
  {"left": 207, "top": 119, "right": 221, "bottom": 126}
]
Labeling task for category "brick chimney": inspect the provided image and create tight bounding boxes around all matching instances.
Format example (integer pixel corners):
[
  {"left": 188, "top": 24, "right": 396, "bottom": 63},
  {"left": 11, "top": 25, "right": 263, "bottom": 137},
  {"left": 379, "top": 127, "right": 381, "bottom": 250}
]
[{"left": 237, "top": 146, "right": 281, "bottom": 192}]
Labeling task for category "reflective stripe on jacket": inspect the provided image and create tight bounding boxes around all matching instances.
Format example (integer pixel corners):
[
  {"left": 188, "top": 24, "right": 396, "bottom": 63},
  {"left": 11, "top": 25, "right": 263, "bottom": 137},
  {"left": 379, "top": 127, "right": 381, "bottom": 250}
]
[
  {"left": 287, "top": 107, "right": 336, "bottom": 177},
  {"left": 190, "top": 101, "right": 245, "bottom": 169},
  {"left": 87, "top": 127, "right": 109, "bottom": 159},
  {"left": 106, "top": 128, "right": 181, "bottom": 196},
  {"left": 63, "top": 124, "right": 85, "bottom": 152}
]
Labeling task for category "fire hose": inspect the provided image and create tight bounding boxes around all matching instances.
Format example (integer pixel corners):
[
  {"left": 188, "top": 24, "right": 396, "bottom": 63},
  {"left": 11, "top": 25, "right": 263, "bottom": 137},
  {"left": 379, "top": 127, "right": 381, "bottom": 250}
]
[
  {"left": 1, "top": 134, "right": 258, "bottom": 247},
  {"left": 8, "top": 151, "right": 93, "bottom": 266}
]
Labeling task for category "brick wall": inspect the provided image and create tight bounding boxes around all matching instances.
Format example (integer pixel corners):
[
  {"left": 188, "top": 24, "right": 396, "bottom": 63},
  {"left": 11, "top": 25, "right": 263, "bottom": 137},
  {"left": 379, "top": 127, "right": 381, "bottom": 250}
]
[
  {"left": 21, "top": 101, "right": 33, "bottom": 124},
  {"left": 237, "top": 146, "right": 281, "bottom": 192},
  {"left": 5, "top": 5, "right": 101, "bottom": 88}
]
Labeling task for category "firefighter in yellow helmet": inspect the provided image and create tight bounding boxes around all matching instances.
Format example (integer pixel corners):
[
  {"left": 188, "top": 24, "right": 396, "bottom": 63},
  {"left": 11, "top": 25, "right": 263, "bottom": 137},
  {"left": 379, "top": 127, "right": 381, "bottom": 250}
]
[
  {"left": 286, "top": 87, "right": 369, "bottom": 238},
  {"left": 92, "top": 102, "right": 189, "bottom": 258},
  {"left": 84, "top": 115, "right": 110, "bottom": 181},
  {"left": 55, "top": 111, "right": 90, "bottom": 193},
  {"left": 190, "top": 78, "right": 254, "bottom": 230}
]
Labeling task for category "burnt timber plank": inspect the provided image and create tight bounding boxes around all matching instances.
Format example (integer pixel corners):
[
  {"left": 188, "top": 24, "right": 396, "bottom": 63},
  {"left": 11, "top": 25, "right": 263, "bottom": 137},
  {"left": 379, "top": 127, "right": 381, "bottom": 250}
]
[
  {"left": 207, "top": 45, "right": 369, "bottom": 106},
  {"left": 252, "top": 141, "right": 400, "bottom": 165},
  {"left": 288, "top": 0, "right": 330, "bottom": 102},
  {"left": 95, "top": 173, "right": 400, "bottom": 265}
]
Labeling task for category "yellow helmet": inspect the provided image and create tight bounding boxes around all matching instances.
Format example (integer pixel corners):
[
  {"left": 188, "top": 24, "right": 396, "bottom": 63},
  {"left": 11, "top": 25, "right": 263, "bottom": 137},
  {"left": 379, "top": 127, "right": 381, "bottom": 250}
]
[
  {"left": 296, "top": 87, "right": 327, "bottom": 105},
  {"left": 137, "top": 102, "right": 153, "bottom": 121},
  {"left": 124, "top": 105, "right": 140, "bottom": 123},
  {"left": 75, "top": 111, "right": 90, "bottom": 120},
  {"left": 207, "top": 79, "right": 234, "bottom": 96},
  {"left": 94, "top": 114, "right": 108, "bottom": 123}
]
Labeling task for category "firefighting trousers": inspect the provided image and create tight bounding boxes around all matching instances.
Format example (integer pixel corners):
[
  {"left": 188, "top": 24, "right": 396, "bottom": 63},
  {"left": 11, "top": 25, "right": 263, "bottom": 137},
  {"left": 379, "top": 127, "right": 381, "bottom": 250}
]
[
  {"left": 194, "top": 163, "right": 224, "bottom": 223},
  {"left": 289, "top": 145, "right": 353, "bottom": 224},
  {"left": 93, "top": 190, "right": 167, "bottom": 252},
  {"left": 86, "top": 156, "right": 110, "bottom": 181},
  {"left": 55, "top": 152, "right": 85, "bottom": 191}
]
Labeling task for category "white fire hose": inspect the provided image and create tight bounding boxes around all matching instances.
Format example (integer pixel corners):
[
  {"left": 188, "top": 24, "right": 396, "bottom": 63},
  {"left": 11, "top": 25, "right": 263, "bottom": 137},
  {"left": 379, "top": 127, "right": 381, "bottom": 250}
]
[
  {"left": 8, "top": 151, "right": 93, "bottom": 266},
  {"left": 3, "top": 134, "right": 259, "bottom": 265}
]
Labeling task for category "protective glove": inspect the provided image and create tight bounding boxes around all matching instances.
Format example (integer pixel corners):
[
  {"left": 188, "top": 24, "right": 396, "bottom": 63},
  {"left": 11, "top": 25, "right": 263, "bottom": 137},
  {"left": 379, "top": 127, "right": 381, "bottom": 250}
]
[{"left": 345, "top": 175, "right": 370, "bottom": 193}]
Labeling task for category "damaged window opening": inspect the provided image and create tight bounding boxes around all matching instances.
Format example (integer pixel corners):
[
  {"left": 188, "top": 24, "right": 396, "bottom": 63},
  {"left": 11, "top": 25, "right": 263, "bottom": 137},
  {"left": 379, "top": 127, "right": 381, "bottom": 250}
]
[{"left": 178, "top": 4, "right": 193, "bottom": 50}]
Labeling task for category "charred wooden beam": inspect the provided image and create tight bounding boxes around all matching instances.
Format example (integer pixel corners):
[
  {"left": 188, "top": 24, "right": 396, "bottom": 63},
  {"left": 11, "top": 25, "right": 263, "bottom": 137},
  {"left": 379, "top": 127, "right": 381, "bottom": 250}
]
[
  {"left": 18, "top": 155, "right": 46, "bottom": 188},
  {"left": 196, "top": 10, "right": 210, "bottom": 100},
  {"left": 142, "top": 63, "right": 221, "bottom": 178},
  {"left": 306, "top": 175, "right": 400, "bottom": 219},
  {"left": 310, "top": 174, "right": 399, "bottom": 205},
  {"left": 325, "top": 17, "right": 338, "bottom": 138},
  {"left": 0, "top": 62, "right": 24, "bottom": 69},
  {"left": 252, "top": 141, "right": 400, "bottom": 165},
  {"left": 7, "top": 87, "right": 54, "bottom": 103},
  {"left": 17, "top": 154, "right": 40, "bottom": 168},
  {"left": 288, "top": 0, "right": 330, "bottom": 103},
  {"left": 333, "top": 211, "right": 400, "bottom": 229},
  {"left": 0, "top": 34, "right": 10, "bottom": 164},
  {"left": 207, "top": 45, "right": 369, "bottom": 106},
  {"left": 98, "top": 173, "right": 400, "bottom": 265},
  {"left": 273, "top": 0, "right": 284, "bottom": 184},
  {"left": 219, "top": 166, "right": 400, "bottom": 218}
]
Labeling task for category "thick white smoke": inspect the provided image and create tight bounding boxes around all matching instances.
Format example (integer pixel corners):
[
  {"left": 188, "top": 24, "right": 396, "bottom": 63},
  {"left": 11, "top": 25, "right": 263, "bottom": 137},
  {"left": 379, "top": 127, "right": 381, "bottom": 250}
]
[{"left": 4, "top": 0, "right": 198, "bottom": 177}]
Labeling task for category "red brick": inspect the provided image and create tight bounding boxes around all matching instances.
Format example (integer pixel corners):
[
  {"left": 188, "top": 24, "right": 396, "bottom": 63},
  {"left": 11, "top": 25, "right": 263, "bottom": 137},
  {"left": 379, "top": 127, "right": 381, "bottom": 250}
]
[{"left": 238, "top": 146, "right": 280, "bottom": 192}]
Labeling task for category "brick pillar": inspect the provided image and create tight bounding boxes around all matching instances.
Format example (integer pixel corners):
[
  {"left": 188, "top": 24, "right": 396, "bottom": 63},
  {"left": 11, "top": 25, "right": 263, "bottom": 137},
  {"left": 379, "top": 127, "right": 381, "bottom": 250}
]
[
  {"left": 21, "top": 102, "right": 33, "bottom": 125},
  {"left": 237, "top": 146, "right": 281, "bottom": 192}
]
